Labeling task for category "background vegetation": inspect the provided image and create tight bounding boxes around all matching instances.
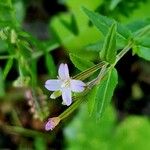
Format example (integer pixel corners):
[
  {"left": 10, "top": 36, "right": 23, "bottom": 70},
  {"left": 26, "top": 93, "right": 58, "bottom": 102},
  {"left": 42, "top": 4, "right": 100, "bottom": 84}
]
[{"left": 0, "top": 0, "right": 150, "bottom": 149}]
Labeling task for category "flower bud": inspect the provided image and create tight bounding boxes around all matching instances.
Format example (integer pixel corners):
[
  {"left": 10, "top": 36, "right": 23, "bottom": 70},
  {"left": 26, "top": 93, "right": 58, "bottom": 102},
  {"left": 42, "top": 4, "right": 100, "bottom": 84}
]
[{"left": 45, "top": 117, "right": 60, "bottom": 131}]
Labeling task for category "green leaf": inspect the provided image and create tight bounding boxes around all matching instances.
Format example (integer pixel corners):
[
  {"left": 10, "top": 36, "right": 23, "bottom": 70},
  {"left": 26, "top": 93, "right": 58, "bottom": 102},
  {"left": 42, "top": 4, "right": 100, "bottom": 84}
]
[
  {"left": 59, "top": 13, "right": 79, "bottom": 36},
  {"left": 82, "top": 7, "right": 111, "bottom": 35},
  {"left": 136, "top": 36, "right": 150, "bottom": 48},
  {"left": 84, "top": 40, "right": 103, "bottom": 52},
  {"left": 69, "top": 53, "right": 94, "bottom": 71},
  {"left": 3, "top": 58, "right": 13, "bottom": 80},
  {"left": 45, "top": 53, "right": 57, "bottom": 78},
  {"left": 100, "top": 23, "right": 117, "bottom": 64},
  {"left": 135, "top": 46, "right": 150, "bottom": 61},
  {"left": 82, "top": 7, "right": 131, "bottom": 40},
  {"left": 95, "top": 68, "right": 118, "bottom": 119},
  {"left": 87, "top": 86, "right": 98, "bottom": 115},
  {"left": 109, "top": 0, "right": 122, "bottom": 10},
  {"left": 0, "top": 68, "right": 5, "bottom": 97},
  {"left": 127, "top": 19, "right": 150, "bottom": 33}
]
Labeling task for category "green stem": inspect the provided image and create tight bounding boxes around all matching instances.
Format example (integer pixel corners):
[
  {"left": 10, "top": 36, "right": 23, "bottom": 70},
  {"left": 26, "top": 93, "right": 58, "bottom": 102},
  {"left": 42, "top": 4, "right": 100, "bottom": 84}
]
[
  {"left": 73, "top": 61, "right": 105, "bottom": 80},
  {"left": 0, "top": 55, "right": 15, "bottom": 59},
  {"left": 59, "top": 98, "right": 83, "bottom": 120},
  {"left": 31, "top": 42, "right": 60, "bottom": 59},
  {"left": 115, "top": 41, "right": 133, "bottom": 63},
  {"left": 1, "top": 124, "right": 52, "bottom": 139}
]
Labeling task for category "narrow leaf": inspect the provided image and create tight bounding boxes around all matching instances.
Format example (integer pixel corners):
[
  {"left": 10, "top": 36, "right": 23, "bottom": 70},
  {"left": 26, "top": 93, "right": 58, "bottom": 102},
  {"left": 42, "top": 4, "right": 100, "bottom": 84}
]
[
  {"left": 100, "top": 23, "right": 117, "bottom": 64},
  {"left": 0, "top": 68, "right": 5, "bottom": 97},
  {"left": 3, "top": 58, "right": 13, "bottom": 80},
  {"left": 87, "top": 86, "right": 98, "bottom": 115},
  {"left": 45, "top": 53, "right": 57, "bottom": 78},
  {"left": 95, "top": 68, "right": 118, "bottom": 120},
  {"left": 69, "top": 53, "right": 94, "bottom": 71}
]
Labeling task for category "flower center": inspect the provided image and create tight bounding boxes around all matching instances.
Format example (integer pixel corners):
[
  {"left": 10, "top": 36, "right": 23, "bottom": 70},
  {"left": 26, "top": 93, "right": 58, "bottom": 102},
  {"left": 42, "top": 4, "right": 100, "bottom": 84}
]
[{"left": 61, "top": 79, "right": 70, "bottom": 88}]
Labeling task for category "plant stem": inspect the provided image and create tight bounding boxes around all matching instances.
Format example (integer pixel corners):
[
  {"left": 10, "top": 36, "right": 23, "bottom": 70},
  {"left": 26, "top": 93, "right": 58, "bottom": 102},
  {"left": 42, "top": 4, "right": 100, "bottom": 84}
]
[
  {"left": 115, "top": 41, "right": 133, "bottom": 63},
  {"left": 1, "top": 124, "right": 52, "bottom": 139},
  {"left": 59, "top": 98, "right": 83, "bottom": 120},
  {"left": 0, "top": 55, "right": 15, "bottom": 59},
  {"left": 73, "top": 61, "right": 105, "bottom": 80}
]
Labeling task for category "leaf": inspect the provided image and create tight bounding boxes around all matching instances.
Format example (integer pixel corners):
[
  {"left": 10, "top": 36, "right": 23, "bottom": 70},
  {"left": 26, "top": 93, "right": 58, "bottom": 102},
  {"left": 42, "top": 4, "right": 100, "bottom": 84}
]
[
  {"left": 109, "top": 0, "right": 122, "bottom": 10},
  {"left": 0, "top": 68, "right": 5, "bottom": 97},
  {"left": 45, "top": 53, "right": 57, "bottom": 78},
  {"left": 127, "top": 19, "right": 150, "bottom": 33},
  {"left": 87, "top": 86, "right": 98, "bottom": 115},
  {"left": 100, "top": 23, "right": 117, "bottom": 64},
  {"left": 59, "top": 13, "right": 79, "bottom": 36},
  {"left": 82, "top": 7, "right": 131, "bottom": 40},
  {"left": 84, "top": 40, "right": 103, "bottom": 52},
  {"left": 0, "top": 0, "right": 17, "bottom": 27},
  {"left": 95, "top": 68, "right": 118, "bottom": 120},
  {"left": 3, "top": 58, "right": 13, "bottom": 80},
  {"left": 136, "top": 36, "right": 150, "bottom": 48},
  {"left": 69, "top": 53, "right": 94, "bottom": 71},
  {"left": 135, "top": 46, "right": 150, "bottom": 61},
  {"left": 82, "top": 6, "right": 112, "bottom": 35}
]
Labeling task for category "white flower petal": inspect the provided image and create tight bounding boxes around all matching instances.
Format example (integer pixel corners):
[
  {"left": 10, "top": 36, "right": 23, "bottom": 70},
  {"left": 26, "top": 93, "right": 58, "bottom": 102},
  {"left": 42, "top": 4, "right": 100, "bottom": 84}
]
[
  {"left": 62, "top": 88, "right": 72, "bottom": 106},
  {"left": 58, "top": 63, "right": 69, "bottom": 79},
  {"left": 45, "top": 80, "right": 61, "bottom": 91},
  {"left": 71, "top": 80, "right": 86, "bottom": 92}
]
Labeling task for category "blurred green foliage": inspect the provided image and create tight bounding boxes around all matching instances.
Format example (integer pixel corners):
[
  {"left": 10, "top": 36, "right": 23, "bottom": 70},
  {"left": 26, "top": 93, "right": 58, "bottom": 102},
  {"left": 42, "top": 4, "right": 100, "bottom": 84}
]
[{"left": 65, "top": 104, "right": 150, "bottom": 150}]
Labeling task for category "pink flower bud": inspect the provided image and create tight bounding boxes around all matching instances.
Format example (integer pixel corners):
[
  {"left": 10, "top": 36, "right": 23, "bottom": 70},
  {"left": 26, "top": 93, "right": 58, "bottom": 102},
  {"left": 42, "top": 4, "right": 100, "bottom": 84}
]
[{"left": 45, "top": 117, "right": 60, "bottom": 131}]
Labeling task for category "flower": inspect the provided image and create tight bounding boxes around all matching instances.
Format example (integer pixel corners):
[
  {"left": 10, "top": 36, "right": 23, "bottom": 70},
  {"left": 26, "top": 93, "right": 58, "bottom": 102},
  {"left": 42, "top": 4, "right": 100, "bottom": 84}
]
[
  {"left": 45, "top": 63, "right": 86, "bottom": 106},
  {"left": 45, "top": 117, "right": 60, "bottom": 131}
]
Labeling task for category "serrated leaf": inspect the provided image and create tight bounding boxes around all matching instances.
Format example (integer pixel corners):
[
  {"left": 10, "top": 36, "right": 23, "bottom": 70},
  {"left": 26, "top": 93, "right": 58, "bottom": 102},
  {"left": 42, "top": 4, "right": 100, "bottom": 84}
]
[
  {"left": 95, "top": 68, "right": 118, "bottom": 120},
  {"left": 100, "top": 23, "right": 117, "bottom": 64},
  {"left": 69, "top": 53, "right": 94, "bottom": 71}
]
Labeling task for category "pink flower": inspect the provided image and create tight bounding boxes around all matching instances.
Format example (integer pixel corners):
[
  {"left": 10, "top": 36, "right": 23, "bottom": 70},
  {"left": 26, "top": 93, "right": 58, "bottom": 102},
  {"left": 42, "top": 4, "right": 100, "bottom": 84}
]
[
  {"left": 45, "top": 117, "right": 60, "bottom": 131},
  {"left": 45, "top": 63, "right": 86, "bottom": 106}
]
